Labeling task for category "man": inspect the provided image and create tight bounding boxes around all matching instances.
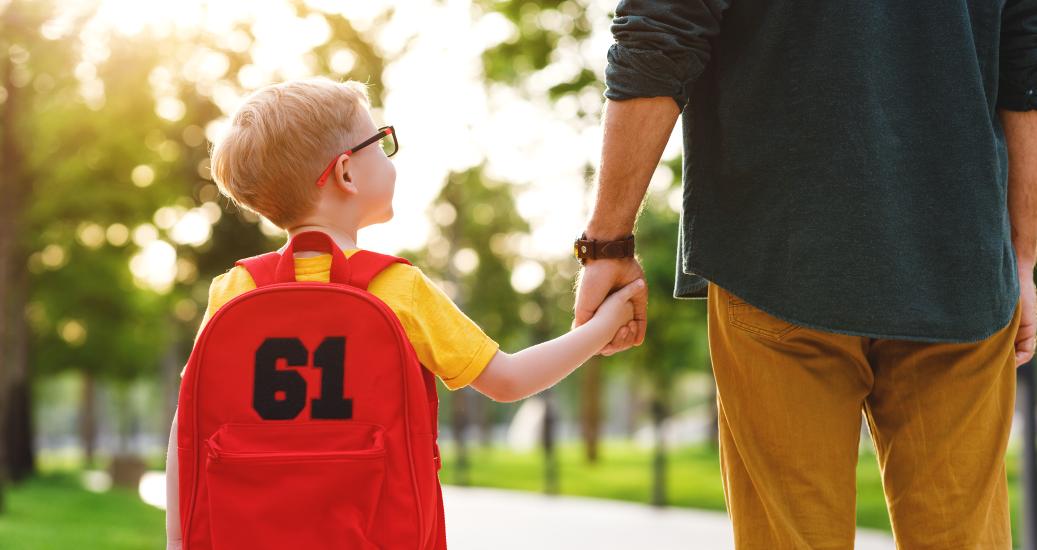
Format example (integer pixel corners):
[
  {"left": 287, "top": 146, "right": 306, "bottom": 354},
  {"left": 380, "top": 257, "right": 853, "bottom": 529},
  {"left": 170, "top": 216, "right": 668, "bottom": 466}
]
[{"left": 574, "top": 1, "right": 1037, "bottom": 547}]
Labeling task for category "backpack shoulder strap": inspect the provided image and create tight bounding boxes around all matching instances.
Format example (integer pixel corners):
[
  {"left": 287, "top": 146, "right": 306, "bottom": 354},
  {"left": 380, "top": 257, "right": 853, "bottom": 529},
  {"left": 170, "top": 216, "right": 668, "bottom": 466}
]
[
  {"left": 234, "top": 251, "right": 281, "bottom": 288},
  {"left": 347, "top": 250, "right": 412, "bottom": 291},
  {"left": 233, "top": 249, "right": 410, "bottom": 290}
]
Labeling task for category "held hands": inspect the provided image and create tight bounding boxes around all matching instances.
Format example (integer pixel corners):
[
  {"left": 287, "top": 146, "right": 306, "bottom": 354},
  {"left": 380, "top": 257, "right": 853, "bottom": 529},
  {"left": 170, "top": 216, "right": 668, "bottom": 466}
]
[
  {"left": 593, "top": 278, "right": 644, "bottom": 333},
  {"left": 574, "top": 257, "right": 649, "bottom": 356}
]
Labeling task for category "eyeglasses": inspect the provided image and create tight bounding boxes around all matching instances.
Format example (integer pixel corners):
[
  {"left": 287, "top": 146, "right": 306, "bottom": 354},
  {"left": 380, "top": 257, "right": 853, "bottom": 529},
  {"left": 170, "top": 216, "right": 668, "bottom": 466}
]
[{"left": 315, "top": 125, "right": 398, "bottom": 187}]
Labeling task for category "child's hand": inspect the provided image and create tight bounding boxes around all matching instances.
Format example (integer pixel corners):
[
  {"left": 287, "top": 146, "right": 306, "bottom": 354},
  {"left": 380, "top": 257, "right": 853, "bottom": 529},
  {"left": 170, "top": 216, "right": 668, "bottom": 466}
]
[{"left": 594, "top": 279, "right": 644, "bottom": 331}]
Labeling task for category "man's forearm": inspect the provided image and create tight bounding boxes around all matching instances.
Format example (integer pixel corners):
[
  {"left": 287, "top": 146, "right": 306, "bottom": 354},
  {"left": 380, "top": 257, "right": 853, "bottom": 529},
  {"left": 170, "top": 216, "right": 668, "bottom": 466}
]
[
  {"left": 586, "top": 97, "right": 681, "bottom": 239},
  {"left": 1004, "top": 109, "right": 1037, "bottom": 267}
]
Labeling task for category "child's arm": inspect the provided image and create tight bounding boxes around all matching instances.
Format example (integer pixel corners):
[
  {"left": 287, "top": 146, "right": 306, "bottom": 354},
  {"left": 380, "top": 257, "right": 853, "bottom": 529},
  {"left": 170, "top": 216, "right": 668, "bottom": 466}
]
[
  {"left": 470, "top": 279, "right": 643, "bottom": 402},
  {"left": 166, "top": 410, "right": 182, "bottom": 550}
]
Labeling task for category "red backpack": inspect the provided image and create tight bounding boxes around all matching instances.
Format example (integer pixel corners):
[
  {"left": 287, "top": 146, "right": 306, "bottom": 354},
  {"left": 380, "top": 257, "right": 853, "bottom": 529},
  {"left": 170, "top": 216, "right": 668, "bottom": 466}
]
[{"left": 177, "top": 231, "right": 447, "bottom": 550}]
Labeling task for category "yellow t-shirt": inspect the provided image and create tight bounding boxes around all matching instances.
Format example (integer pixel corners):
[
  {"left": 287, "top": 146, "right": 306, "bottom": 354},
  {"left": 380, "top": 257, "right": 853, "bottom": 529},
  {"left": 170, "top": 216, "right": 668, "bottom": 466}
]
[{"left": 181, "top": 249, "right": 499, "bottom": 390}]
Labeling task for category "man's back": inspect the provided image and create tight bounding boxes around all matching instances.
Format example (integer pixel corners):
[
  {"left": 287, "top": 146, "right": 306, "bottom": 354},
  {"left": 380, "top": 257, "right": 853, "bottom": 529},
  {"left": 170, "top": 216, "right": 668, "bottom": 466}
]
[
  {"left": 577, "top": 2, "right": 1037, "bottom": 547},
  {"left": 606, "top": 0, "right": 1037, "bottom": 341}
]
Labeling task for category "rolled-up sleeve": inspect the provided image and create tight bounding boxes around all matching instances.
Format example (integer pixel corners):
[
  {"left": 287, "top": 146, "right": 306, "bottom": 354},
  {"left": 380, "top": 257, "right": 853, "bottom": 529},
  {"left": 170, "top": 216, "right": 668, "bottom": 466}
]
[
  {"left": 999, "top": 0, "right": 1037, "bottom": 111},
  {"left": 604, "top": 0, "right": 730, "bottom": 111}
]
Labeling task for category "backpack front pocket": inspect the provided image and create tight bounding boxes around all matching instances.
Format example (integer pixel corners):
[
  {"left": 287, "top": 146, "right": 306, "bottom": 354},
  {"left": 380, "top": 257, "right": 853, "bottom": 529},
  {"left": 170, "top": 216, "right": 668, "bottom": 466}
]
[{"left": 204, "top": 422, "right": 386, "bottom": 550}]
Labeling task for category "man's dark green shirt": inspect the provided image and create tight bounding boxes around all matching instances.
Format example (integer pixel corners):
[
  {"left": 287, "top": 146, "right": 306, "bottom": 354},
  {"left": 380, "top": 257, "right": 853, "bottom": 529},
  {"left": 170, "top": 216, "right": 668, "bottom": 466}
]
[{"left": 605, "top": 0, "right": 1037, "bottom": 342}]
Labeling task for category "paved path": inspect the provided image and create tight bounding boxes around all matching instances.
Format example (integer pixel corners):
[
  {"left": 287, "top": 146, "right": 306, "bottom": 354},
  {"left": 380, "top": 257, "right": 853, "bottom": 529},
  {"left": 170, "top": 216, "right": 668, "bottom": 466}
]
[
  {"left": 142, "top": 473, "right": 895, "bottom": 548},
  {"left": 443, "top": 486, "right": 896, "bottom": 550}
]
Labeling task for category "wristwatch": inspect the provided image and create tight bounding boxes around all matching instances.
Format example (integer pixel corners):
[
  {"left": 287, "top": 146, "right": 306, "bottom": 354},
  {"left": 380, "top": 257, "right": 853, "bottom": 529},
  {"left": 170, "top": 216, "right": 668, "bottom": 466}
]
[{"left": 573, "top": 233, "right": 636, "bottom": 265}]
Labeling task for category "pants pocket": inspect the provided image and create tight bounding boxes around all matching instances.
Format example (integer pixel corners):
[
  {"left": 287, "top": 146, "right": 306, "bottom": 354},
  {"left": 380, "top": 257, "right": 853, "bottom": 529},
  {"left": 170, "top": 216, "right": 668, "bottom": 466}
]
[
  {"left": 721, "top": 286, "right": 802, "bottom": 342},
  {"left": 204, "top": 422, "right": 386, "bottom": 550}
]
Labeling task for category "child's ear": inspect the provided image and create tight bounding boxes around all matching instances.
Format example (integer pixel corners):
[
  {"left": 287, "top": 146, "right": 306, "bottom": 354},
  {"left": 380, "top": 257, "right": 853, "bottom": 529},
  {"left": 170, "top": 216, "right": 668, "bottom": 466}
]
[{"left": 332, "top": 153, "right": 358, "bottom": 195}]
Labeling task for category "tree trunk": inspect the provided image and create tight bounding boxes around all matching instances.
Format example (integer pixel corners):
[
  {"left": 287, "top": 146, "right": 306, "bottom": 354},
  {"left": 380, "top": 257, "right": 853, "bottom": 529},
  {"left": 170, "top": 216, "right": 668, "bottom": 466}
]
[
  {"left": 533, "top": 294, "right": 559, "bottom": 493},
  {"left": 3, "top": 253, "right": 32, "bottom": 484},
  {"left": 115, "top": 383, "right": 131, "bottom": 455},
  {"left": 650, "top": 393, "right": 669, "bottom": 507},
  {"left": 4, "top": 239, "right": 33, "bottom": 483},
  {"left": 0, "top": 5, "right": 31, "bottom": 502},
  {"left": 442, "top": 192, "right": 472, "bottom": 485},
  {"left": 625, "top": 374, "right": 640, "bottom": 438},
  {"left": 475, "top": 394, "right": 492, "bottom": 449},
  {"left": 542, "top": 390, "right": 558, "bottom": 495},
  {"left": 5, "top": 378, "right": 35, "bottom": 482},
  {"left": 451, "top": 388, "right": 471, "bottom": 486},
  {"left": 80, "top": 372, "right": 97, "bottom": 468},
  {"left": 580, "top": 358, "right": 603, "bottom": 463}
]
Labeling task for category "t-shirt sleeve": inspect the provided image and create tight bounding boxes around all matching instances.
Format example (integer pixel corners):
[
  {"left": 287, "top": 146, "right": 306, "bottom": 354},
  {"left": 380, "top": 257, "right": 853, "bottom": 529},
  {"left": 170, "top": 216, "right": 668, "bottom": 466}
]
[{"left": 398, "top": 268, "right": 500, "bottom": 390}]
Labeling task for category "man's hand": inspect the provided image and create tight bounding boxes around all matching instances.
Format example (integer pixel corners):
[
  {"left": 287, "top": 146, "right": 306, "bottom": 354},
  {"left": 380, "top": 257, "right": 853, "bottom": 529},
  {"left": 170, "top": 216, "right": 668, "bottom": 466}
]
[
  {"left": 1017, "top": 261, "right": 1037, "bottom": 367},
  {"left": 1002, "top": 108, "right": 1037, "bottom": 366},
  {"left": 574, "top": 258, "right": 648, "bottom": 355},
  {"left": 575, "top": 96, "right": 678, "bottom": 355}
]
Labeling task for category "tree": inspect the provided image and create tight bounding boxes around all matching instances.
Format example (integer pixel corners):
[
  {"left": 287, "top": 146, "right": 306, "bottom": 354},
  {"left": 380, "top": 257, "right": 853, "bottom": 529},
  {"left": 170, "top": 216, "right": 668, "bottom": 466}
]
[
  {"left": 477, "top": 0, "right": 717, "bottom": 502},
  {"left": 0, "top": 0, "right": 90, "bottom": 489},
  {"left": 627, "top": 164, "right": 710, "bottom": 506},
  {"left": 2, "top": 0, "right": 396, "bottom": 488},
  {"left": 529, "top": 257, "right": 582, "bottom": 492},
  {"left": 403, "top": 166, "right": 531, "bottom": 484},
  {"left": 476, "top": 0, "right": 616, "bottom": 464}
]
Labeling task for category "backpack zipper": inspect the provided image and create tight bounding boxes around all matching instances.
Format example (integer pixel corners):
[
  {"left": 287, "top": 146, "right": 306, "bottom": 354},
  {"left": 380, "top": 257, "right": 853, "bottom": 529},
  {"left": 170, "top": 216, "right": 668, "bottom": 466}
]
[{"left": 207, "top": 446, "right": 385, "bottom": 464}]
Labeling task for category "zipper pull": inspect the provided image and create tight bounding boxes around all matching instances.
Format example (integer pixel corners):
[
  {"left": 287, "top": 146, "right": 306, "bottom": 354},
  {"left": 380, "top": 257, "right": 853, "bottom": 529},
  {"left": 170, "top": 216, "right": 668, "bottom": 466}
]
[{"left": 206, "top": 442, "right": 221, "bottom": 464}]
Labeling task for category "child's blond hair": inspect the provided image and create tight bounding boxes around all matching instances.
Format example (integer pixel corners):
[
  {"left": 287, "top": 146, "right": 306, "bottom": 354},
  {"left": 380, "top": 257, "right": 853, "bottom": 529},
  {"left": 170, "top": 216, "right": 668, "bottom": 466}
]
[{"left": 210, "top": 77, "right": 371, "bottom": 228}]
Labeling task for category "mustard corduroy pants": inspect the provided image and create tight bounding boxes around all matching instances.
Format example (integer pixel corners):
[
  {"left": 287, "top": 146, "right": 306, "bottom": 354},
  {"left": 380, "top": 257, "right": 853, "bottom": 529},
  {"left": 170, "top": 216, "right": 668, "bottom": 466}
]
[{"left": 707, "top": 282, "right": 1022, "bottom": 549}]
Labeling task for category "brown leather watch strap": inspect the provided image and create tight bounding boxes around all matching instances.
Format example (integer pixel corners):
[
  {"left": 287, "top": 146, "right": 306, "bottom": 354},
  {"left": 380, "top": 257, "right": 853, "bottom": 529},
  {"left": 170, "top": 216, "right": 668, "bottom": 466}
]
[{"left": 573, "top": 233, "right": 635, "bottom": 265}]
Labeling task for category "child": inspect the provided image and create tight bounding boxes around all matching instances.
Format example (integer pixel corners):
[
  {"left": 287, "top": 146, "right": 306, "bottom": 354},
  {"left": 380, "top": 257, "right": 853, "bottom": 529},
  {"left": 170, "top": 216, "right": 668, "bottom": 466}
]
[{"left": 165, "top": 77, "right": 640, "bottom": 549}]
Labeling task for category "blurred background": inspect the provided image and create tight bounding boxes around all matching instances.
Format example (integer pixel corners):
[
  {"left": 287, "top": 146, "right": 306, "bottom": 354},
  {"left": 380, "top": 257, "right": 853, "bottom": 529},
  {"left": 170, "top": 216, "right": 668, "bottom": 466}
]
[{"left": 0, "top": 0, "right": 1025, "bottom": 548}]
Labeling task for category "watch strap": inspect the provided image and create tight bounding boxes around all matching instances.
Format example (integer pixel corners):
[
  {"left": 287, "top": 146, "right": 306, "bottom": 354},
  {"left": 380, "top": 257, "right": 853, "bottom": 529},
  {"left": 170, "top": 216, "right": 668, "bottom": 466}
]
[{"left": 574, "top": 234, "right": 635, "bottom": 264}]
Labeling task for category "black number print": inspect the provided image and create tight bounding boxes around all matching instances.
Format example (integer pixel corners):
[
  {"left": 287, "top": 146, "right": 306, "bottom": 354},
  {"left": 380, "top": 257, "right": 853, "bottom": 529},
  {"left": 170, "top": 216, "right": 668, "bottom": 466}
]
[
  {"left": 311, "top": 337, "right": 353, "bottom": 419},
  {"left": 252, "top": 337, "right": 353, "bottom": 420}
]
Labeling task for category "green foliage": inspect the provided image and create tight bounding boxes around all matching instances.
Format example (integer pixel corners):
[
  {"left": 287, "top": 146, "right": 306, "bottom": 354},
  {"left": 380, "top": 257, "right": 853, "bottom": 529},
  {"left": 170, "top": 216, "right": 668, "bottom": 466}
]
[
  {"left": 478, "top": 0, "right": 595, "bottom": 85},
  {"left": 405, "top": 167, "right": 530, "bottom": 348},
  {"left": 628, "top": 170, "right": 709, "bottom": 395},
  {"left": 547, "top": 68, "right": 600, "bottom": 100},
  {"left": 28, "top": 247, "right": 168, "bottom": 380},
  {"left": 9, "top": 0, "right": 389, "bottom": 386},
  {"left": 14, "top": 9, "right": 178, "bottom": 381}
]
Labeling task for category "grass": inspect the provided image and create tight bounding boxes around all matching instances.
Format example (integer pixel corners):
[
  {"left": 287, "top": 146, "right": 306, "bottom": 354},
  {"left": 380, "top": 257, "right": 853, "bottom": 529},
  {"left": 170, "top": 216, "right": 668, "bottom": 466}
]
[
  {"left": 0, "top": 467, "right": 164, "bottom": 549},
  {"left": 0, "top": 442, "right": 1026, "bottom": 548},
  {"left": 439, "top": 443, "right": 727, "bottom": 511}
]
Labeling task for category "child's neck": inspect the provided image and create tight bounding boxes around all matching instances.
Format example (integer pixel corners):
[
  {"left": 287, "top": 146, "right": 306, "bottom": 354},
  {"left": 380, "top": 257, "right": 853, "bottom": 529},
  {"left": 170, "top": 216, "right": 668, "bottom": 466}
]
[{"left": 285, "top": 223, "right": 359, "bottom": 257}]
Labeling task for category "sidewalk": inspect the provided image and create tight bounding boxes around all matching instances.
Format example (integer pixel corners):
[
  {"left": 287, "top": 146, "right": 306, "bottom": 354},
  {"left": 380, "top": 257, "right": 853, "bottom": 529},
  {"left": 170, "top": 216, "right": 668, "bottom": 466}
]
[
  {"left": 141, "top": 473, "right": 895, "bottom": 548},
  {"left": 442, "top": 486, "right": 896, "bottom": 550}
]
